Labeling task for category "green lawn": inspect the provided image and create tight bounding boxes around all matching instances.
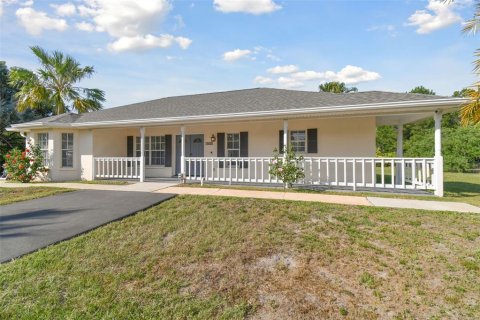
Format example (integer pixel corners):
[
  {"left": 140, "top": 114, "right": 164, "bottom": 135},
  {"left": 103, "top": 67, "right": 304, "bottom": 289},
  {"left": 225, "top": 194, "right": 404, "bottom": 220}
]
[
  {"left": 1, "top": 195, "right": 479, "bottom": 319},
  {"left": 0, "top": 187, "right": 72, "bottom": 205},
  {"left": 183, "top": 172, "right": 480, "bottom": 207}
]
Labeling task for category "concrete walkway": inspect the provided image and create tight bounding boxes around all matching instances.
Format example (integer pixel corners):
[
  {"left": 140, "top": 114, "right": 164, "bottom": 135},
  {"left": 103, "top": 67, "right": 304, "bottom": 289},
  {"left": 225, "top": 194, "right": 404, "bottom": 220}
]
[
  {"left": 156, "top": 186, "right": 480, "bottom": 213},
  {"left": 0, "top": 180, "right": 178, "bottom": 192}
]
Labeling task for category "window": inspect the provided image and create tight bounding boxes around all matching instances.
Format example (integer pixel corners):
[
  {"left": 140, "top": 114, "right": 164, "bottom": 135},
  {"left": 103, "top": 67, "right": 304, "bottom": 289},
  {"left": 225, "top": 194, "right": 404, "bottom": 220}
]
[
  {"left": 136, "top": 136, "right": 166, "bottom": 166},
  {"left": 226, "top": 133, "right": 240, "bottom": 157},
  {"left": 37, "top": 133, "right": 49, "bottom": 166},
  {"left": 290, "top": 130, "right": 306, "bottom": 153},
  {"left": 61, "top": 133, "right": 74, "bottom": 168},
  {"left": 150, "top": 136, "right": 166, "bottom": 165}
]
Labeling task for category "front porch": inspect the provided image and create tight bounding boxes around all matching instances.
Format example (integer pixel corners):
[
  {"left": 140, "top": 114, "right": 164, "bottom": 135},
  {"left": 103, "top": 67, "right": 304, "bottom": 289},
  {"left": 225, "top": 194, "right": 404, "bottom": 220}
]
[{"left": 91, "top": 111, "right": 445, "bottom": 196}]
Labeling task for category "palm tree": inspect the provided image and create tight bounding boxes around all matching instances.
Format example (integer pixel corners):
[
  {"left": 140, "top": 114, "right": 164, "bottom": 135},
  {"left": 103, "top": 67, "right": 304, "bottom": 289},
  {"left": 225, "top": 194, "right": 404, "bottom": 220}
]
[
  {"left": 459, "top": 87, "right": 480, "bottom": 125},
  {"left": 319, "top": 81, "right": 358, "bottom": 93},
  {"left": 8, "top": 46, "right": 105, "bottom": 115}
]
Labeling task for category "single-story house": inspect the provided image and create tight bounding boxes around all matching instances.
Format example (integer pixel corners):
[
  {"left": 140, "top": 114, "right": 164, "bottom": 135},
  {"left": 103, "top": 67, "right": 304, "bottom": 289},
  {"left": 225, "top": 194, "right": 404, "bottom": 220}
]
[{"left": 7, "top": 88, "right": 467, "bottom": 196}]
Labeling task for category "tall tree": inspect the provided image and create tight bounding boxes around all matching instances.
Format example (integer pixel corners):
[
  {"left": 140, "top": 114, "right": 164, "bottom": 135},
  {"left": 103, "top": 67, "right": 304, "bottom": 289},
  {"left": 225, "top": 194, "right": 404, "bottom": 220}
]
[
  {"left": 8, "top": 46, "right": 105, "bottom": 115},
  {"left": 409, "top": 86, "right": 436, "bottom": 95},
  {"left": 319, "top": 81, "right": 358, "bottom": 93},
  {"left": 0, "top": 61, "right": 23, "bottom": 159}
]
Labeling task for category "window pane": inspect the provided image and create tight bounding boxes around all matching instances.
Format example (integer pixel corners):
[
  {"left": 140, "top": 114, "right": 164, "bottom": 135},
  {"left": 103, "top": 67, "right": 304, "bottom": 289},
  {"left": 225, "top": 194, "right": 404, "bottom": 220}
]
[
  {"left": 61, "top": 133, "right": 73, "bottom": 167},
  {"left": 38, "top": 133, "right": 48, "bottom": 149},
  {"left": 226, "top": 133, "right": 240, "bottom": 158},
  {"left": 227, "top": 150, "right": 239, "bottom": 157},
  {"left": 151, "top": 151, "right": 162, "bottom": 165},
  {"left": 290, "top": 131, "right": 306, "bottom": 152}
]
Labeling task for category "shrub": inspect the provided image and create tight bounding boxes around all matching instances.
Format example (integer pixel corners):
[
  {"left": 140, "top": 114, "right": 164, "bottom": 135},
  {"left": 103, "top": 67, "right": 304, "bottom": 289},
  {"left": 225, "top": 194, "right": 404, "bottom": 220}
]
[
  {"left": 3, "top": 143, "right": 46, "bottom": 182},
  {"left": 268, "top": 147, "right": 305, "bottom": 189},
  {"left": 404, "top": 126, "right": 480, "bottom": 172}
]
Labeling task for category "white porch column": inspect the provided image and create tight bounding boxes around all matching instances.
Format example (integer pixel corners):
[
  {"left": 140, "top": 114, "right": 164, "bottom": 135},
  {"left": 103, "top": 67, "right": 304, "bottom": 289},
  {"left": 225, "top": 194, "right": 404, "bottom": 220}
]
[
  {"left": 180, "top": 125, "right": 186, "bottom": 180},
  {"left": 140, "top": 127, "right": 145, "bottom": 182},
  {"left": 283, "top": 120, "right": 288, "bottom": 154},
  {"left": 396, "top": 124, "right": 403, "bottom": 157},
  {"left": 396, "top": 124, "right": 403, "bottom": 184},
  {"left": 434, "top": 110, "right": 444, "bottom": 197}
]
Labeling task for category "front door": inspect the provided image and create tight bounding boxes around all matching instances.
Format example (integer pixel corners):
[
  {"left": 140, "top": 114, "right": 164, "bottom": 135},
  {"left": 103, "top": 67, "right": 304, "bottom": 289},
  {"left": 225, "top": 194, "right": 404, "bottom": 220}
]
[{"left": 175, "top": 134, "right": 204, "bottom": 175}]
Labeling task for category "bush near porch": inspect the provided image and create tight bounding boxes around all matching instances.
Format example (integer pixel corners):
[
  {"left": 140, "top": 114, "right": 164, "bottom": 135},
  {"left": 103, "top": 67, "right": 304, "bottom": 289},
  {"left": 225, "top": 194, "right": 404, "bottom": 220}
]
[{"left": 3, "top": 144, "right": 46, "bottom": 182}]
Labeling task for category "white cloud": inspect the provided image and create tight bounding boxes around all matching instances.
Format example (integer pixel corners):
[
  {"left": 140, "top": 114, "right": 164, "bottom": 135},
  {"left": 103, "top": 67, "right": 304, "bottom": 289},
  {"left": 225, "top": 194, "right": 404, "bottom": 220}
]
[
  {"left": 73, "top": 0, "right": 191, "bottom": 52},
  {"left": 214, "top": 0, "right": 281, "bottom": 14},
  {"left": 15, "top": 7, "right": 68, "bottom": 35},
  {"left": 277, "top": 76, "right": 304, "bottom": 88},
  {"left": 223, "top": 49, "right": 251, "bottom": 61},
  {"left": 108, "top": 34, "right": 192, "bottom": 52},
  {"left": 267, "top": 64, "right": 298, "bottom": 74},
  {"left": 173, "top": 14, "right": 185, "bottom": 30},
  {"left": 291, "top": 70, "right": 323, "bottom": 81},
  {"left": 367, "top": 24, "right": 397, "bottom": 37},
  {"left": 253, "top": 76, "right": 273, "bottom": 84},
  {"left": 20, "top": 0, "right": 33, "bottom": 6},
  {"left": 78, "top": 0, "right": 171, "bottom": 38},
  {"left": 175, "top": 36, "right": 192, "bottom": 49},
  {"left": 75, "top": 21, "right": 95, "bottom": 32},
  {"left": 406, "top": 0, "right": 462, "bottom": 34},
  {"left": 286, "top": 66, "right": 380, "bottom": 84},
  {"left": 1, "top": 0, "right": 18, "bottom": 16},
  {"left": 258, "top": 65, "right": 381, "bottom": 89},
  {"left": 266, "top": 53, "right": 280, "bottom": 61},
  {"left": 320, "top": 65, "right": 381, "bottom": 84},
  {"left": 52, "top": 2, "right": 76, "bottom": 16}
]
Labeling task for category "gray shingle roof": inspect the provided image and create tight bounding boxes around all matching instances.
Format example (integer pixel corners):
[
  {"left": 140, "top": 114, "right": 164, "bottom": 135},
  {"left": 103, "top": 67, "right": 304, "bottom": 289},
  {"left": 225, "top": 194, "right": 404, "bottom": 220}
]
[{"left": 16, "top": 88, "right": 456, "bottom": 126}]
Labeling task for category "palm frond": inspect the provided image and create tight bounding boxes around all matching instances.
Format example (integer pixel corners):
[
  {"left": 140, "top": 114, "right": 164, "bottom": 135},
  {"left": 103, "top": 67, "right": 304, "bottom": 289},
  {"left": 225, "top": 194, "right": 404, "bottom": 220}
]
[
  {"left": 72, "top": 98, "right": 103, "bottom": 113},
  {"left": 12, "top": 46, "right": 104, "bottom": 114},
  {"left": 30, "top": 46, "right": 51, "bottom": 67},
  {"left": 460, "top": 86, "right": 480, "bottom": 126}
]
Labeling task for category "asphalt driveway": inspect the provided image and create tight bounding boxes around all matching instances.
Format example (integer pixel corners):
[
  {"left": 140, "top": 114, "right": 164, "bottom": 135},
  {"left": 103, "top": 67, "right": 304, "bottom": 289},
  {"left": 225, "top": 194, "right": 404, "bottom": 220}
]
[{"left": 0, "top": 190, "right": 175, "bottom": 263}]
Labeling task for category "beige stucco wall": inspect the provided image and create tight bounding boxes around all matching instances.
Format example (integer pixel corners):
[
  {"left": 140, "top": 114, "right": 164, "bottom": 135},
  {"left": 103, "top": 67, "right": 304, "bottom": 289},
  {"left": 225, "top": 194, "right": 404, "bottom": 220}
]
[{"left": 27, "top": 116, "right": 376, "bottom": 181}]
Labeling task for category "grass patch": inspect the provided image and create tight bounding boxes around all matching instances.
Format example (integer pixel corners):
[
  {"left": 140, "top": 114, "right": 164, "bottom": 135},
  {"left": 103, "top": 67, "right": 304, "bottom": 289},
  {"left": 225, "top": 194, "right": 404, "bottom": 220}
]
[
  {"left": 0, "top": 187, "right": 72, "bottom": 205},
  {"left": 183, "top": 172, "right": 480, "bottom": 207},
  {"left": 1, "top": 195, "right": 479, "bottom": 318}
]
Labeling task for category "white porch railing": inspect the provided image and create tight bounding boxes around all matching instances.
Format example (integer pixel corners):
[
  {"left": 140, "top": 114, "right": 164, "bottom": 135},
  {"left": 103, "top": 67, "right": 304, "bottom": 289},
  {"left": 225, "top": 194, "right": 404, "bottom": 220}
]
[
  {"left": 185, "top": 157, "right": 436, "bottom": 191},
  {"left": 93, "top": 157, "right": 141, "bottom": 179}
]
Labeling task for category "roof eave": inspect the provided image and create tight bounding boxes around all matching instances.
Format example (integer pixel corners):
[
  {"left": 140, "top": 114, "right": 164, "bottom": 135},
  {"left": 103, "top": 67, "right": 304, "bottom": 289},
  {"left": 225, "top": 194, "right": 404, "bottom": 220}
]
[{"left": 7, "top": 97, "right": 467, "bottom": 130}]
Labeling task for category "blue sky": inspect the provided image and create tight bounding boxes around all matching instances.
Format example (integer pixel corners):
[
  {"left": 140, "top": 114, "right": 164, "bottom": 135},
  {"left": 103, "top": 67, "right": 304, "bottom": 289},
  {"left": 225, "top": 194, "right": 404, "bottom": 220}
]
[{"left": 0, "top": 0, "right": 477, "bottom": 108}]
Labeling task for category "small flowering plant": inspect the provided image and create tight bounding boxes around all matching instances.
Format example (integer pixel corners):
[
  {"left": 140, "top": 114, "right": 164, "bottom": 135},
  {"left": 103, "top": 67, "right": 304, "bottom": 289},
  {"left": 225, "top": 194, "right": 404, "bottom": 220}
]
[
  {"left": 3, "top": 142, "right": 46, "bottom": 183},
  {"left": 268, "top": 147, "right": 305, "bottom": 190}
]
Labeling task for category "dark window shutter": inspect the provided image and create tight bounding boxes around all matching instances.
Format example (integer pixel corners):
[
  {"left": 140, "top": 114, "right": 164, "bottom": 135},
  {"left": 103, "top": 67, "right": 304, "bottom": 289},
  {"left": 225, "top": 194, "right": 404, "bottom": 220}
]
[
  {"left": 279, "top": 130, "right": 285, "bottom": 154},
  {"left": 307, "top": 129, "right": 318, "bottom": 154},
  {"left": 240, "top": 132, "right": 248, "bottom": 168},
  {"left": 164, "top": 135, "right": 172, "bottom": 167},
  {"left": 240, "top": 132, "right": 248, "bottom": 157},
  {"left": 217, "top": 132, "right": 225, "bottom": 168},
  {"left": 127, "top": 136, "right": 133, "bottom": 157}
]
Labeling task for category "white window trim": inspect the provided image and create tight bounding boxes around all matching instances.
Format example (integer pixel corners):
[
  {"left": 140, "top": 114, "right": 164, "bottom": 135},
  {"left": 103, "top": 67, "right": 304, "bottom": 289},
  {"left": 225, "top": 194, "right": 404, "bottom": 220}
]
[
  {"left": 61, "top": 132, "right": 74, "bottom": 168},
  {"left": 226, "top": 132, "right": 240, "bottom": 158},
  {"left": 290, "top": 130, "right": 307, "bottom": 153},
  {"left": 37, "top": 132, "right": 49, "bottom": 167},
  {"left": 135, "top": 135, "right": 166, "bottom": 167}
]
